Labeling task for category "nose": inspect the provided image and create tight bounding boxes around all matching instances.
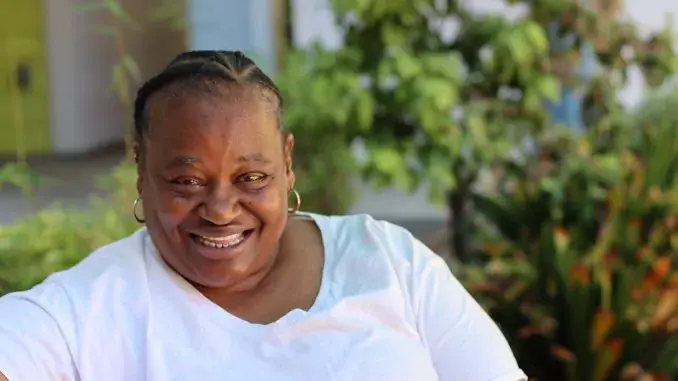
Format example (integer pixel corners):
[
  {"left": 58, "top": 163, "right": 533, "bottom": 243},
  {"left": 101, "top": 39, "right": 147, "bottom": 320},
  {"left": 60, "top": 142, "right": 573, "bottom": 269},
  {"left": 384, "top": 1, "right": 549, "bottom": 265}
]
[{"left": 198, "top": 184, "right": 241, "bottom": 225}]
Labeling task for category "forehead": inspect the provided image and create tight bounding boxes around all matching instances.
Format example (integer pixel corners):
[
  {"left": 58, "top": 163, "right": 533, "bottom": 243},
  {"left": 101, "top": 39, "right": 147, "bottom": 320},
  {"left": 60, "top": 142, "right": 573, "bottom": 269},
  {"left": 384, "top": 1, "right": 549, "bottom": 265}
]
[{"left": 144, "top": 85, "right": 280, "bottom": 159}]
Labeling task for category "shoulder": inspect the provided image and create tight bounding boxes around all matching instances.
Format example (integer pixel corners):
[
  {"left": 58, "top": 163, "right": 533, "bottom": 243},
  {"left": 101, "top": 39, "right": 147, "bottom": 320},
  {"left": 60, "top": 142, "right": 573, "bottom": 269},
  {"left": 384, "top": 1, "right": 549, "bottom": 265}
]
[
  {"left": 0, "top": 227, "right": 151, "bottom": 320},
  {"left": 315, "top": 212, "right": 444, "bottom": 269},
  {"left": 310, "top": 212, "right": 448, "bottom": 307},
  {"left": 0, "top": 228, "right": 152, "bottom": 377},
  {"left": 46, "top": 227, "right": 151, "bottom": 293}
]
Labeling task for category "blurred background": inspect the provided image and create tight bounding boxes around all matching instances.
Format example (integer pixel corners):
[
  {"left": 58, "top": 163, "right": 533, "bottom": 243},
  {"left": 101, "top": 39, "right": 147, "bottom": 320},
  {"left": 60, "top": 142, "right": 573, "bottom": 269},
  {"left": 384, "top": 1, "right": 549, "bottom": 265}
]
[{"left": 1, "top": 0, "right": 678, "bottom": 379}]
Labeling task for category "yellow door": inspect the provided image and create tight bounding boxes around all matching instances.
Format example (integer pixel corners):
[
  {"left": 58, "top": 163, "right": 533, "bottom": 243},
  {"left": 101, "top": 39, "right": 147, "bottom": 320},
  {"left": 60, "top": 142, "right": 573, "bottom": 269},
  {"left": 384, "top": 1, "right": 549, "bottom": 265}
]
[{"left": 0, "top": 0, "right": 51, "bottom": 156}]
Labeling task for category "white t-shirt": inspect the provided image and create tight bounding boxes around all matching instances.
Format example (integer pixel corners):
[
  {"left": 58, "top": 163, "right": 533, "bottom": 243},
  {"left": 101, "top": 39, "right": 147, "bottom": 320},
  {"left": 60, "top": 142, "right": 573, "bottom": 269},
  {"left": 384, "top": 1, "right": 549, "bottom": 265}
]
[{"left": 0, "top": 213, "right": 527, "bottom": 381}]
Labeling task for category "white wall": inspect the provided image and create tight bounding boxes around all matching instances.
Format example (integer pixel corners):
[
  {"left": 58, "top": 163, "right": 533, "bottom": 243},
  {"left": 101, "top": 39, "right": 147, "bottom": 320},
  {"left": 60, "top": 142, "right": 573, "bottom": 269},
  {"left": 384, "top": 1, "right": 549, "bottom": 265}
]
[
  {"left": 45, "top": 0, "right": 185, "bottom": 155},
  {"left": 45, "top": 0, "right": 123, "bottom": 154},
  {"left": 187, "top": 0, "right": 277, "bottom": 75}
]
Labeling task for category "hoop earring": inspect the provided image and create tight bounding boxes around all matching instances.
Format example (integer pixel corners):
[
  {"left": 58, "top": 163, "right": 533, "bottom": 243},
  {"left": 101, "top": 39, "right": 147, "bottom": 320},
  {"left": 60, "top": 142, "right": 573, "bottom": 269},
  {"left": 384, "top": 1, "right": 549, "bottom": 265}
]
[
  {"left": 288, "top": 188, "right": 301, "bottom": 215},
  {"left": 133, "top": 197, "right": 146, "bottom": 223}
]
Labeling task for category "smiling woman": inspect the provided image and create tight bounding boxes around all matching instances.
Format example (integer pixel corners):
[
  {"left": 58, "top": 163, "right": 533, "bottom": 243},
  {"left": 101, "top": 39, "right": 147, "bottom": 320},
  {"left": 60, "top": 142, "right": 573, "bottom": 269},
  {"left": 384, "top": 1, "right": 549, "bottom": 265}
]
[{"left": 0, "top": 51, "right": 527, "bottom": 381}]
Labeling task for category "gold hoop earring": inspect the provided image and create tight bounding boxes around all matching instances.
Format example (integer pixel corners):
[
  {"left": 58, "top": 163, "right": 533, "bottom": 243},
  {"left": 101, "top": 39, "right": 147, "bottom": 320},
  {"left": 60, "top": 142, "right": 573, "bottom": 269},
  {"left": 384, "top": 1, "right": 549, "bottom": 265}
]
[
  {"left": 288, "top": 188, "right": 301, "bottom": 214},
  {"left": 133, "top": 197, "right": 146, "bottom": 223}
]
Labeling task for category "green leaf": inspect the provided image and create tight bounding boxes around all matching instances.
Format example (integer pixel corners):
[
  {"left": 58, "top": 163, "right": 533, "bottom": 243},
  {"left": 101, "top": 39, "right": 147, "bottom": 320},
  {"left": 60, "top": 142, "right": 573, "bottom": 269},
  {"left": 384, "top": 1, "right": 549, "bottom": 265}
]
[
  {"left": 421, "top": 53, "right": 463, "bottom": 82},
  {"left": 393, "top": 50, "right": 421, "bottom": 80},
  {"left": 506, "top": 31, "right": 532, "bottom": 65},
  {"left": 473, "top": 194, "right": 521, "bottom": 241},
  {"left": 654, "top": 335, "right": 678, "bottom": 373},
  {"left": 520, "top": 20, "right": 549, "bottom": 57},
  {"left": 105, "top": 0, "right": 127, "bottom": 19},
  {"left": 72, "top": 1, "right": 108, "bottom": 12},
  {"left": 371, "top": 145, "right": 404, "bottom": 176},
  {"left": 150, "top": 2, "right": 185, "bottom": 29},
  {"left": 111, "top": 62, "right": 130, "bottom": 106},
  {"left": 381, "top": 23, "right": 408, "bottom": 46},
  {"left": 354, "top": 91, "right": 375, "bottom": 131},
  {"left": 523, "top": 88, "right": 542, "bottom": 111},
  {"left": 535, "top": 75, "right": 561, "bottom": 103},
  {"left": 468, "top": 115, "right": 488, "bottom": 146},
  {"left": 121, "top": 54, "right": 142, "bottom": 83}
]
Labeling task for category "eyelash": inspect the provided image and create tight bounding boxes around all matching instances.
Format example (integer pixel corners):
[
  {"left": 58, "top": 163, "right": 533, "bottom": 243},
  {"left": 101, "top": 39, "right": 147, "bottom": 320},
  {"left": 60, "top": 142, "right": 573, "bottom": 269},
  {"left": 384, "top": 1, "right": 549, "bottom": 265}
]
[
  {"left": 172, "top": 178, "right": 203, "bottom": 187},
  {"left": 239, "top": 174, "right": 268, "bottom": 183},
  {"left": 238, "top": 174, "right": 271, "bottom": 192},
  {"left": 169, "top": 174, "right": 270, "bottom": 192}
]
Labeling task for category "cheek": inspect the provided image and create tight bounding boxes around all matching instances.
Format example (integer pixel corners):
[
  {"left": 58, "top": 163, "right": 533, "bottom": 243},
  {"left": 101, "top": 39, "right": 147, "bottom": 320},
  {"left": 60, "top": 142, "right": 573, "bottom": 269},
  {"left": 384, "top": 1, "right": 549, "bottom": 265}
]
[
  {"left": 145, "top": 184, "right": 198, "bottom": 229},
  {"left": 242, "top": 183, "right": 288, "bottom": 218}
]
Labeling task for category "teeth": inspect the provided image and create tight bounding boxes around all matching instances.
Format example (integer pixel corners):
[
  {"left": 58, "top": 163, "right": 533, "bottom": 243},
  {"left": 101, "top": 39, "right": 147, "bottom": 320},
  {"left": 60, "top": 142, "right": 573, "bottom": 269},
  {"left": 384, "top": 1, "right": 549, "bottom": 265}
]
[{"left": 195, "top": 233, "right": 246, "bottom": 249}]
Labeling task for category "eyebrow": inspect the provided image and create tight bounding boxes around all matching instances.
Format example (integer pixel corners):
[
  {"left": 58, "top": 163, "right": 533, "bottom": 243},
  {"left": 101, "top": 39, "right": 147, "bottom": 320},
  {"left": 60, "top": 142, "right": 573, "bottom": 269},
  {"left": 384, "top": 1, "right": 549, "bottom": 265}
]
[
  {"left": 237, "top": 153, "right": 272, "bottom": 164},
  {"left": 166, "top": 153, "right": 272, "bottom": 168},
  {"left": 168, "top": 156, "right": 201, "bottom": 167}
]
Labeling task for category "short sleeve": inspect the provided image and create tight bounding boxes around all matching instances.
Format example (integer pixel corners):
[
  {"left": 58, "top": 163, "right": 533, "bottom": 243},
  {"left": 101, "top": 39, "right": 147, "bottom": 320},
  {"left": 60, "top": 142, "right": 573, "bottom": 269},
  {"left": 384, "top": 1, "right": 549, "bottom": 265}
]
[
  {"left": 408, "top": 238, "right": 527, "bottom": 381},
  {"left": 0, "top": 282, "right": 77, "bottom": 381}
]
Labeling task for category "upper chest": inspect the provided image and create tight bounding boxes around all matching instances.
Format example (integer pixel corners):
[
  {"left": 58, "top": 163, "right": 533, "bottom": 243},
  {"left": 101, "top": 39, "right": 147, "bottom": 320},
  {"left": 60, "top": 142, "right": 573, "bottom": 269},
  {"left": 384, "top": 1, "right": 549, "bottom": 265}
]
[
  {"left": 72, "top": 283, "right": 437, "bottom": 381},
  {"left": 145, "top": 307, "right": 438, "bottom": 381}
]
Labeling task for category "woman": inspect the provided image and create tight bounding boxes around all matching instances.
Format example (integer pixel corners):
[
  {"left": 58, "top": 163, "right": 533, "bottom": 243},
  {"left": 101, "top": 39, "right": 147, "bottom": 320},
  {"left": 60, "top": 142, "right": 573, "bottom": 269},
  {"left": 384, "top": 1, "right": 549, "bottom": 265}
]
[{"left": 0, "top": 51, "right": 526, "bottom": 381}]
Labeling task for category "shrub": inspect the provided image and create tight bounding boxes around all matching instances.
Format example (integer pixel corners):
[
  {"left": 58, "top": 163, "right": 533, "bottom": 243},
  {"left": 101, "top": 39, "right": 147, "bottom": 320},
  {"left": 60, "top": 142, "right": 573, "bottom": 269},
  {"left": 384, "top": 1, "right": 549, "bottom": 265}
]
[
  {"left": 457, "top": 111, "right": 678, "bottom": 380},
  {"left": 0, "top": 162, "right": 139, "bottom": 295}
]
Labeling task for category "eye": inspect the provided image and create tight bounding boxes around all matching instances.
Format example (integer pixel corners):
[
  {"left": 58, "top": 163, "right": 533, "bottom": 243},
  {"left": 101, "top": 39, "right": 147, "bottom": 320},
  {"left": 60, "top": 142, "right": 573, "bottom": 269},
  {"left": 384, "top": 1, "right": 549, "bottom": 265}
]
[
  {"left": 240, "top": 173, "right": 267, "bottom": 183},
  {"left": 237, "top": 173, "right": 271, "bottom": 192},
  {"left": 170, "top": 177, "right": 205, "bottom": 189}
]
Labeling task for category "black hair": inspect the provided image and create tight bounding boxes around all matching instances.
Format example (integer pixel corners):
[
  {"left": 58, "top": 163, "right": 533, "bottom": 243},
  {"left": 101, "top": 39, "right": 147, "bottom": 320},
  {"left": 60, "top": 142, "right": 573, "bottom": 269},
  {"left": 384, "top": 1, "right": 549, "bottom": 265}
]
[{"left": 133, "top": 50, "right": 283, "bottom": 143}]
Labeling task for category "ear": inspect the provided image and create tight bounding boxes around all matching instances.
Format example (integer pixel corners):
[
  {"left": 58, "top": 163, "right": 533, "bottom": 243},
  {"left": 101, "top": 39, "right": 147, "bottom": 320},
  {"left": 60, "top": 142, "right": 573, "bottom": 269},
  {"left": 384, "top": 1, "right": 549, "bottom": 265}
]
[
  {"left": 133, "top": 141, "right": 144, "bottom": 196},
  {"left": 283, "top": 133, "right": 295, "bottom": 190}
]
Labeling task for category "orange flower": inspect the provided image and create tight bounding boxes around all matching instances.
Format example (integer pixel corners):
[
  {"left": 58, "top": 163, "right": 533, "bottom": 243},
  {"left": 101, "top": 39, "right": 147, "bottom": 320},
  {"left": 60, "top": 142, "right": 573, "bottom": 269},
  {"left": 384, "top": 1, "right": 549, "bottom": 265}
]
[
  {"left": 651, "top": 289, "right": 678, "bottom": 329},
  {"left": 668, "top": 274, "right": 678, "bottom": 288},
  {"left": 591, "top": 309, "right": 616, "bottom": 350},
  {"left": 554, "top": 226, "right": 570, "bottom": 252},
  {"left": 640, "top": 257, "right": 673, "bottom": 294},
  {"left": 604, "top": 251, "right": 619, "bottom": 267},
  {"left": 550, "top": 345, "right": 576, "bottom": 363},
  {"left": 569, "top": 263, "right": 590, "bottom": 287},
  {"left": 653, "top": 257, "right": 672, "bottom": 279},
  {"left": 517, "top": 325, "right": 541, "bottom": 339},
  {"left": 608, "top": 338, "right": 624, "bottom": 357},
  {"left": 636, "top": 246, "right": 652, "bottom": 262}
]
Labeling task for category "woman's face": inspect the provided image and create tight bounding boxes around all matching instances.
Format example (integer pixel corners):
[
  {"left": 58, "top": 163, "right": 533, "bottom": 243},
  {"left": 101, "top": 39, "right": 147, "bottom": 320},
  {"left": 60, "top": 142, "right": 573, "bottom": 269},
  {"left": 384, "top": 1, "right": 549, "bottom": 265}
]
[{"left": 136, "top": 85, "right": 295, "bottom": 289}]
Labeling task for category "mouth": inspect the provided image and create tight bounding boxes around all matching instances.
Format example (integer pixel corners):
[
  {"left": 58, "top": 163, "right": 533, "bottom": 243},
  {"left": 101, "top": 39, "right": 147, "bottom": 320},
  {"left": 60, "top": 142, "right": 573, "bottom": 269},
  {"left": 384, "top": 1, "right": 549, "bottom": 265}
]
[{"left": 189, "top": 229, "right": 255, "bottom": 251}]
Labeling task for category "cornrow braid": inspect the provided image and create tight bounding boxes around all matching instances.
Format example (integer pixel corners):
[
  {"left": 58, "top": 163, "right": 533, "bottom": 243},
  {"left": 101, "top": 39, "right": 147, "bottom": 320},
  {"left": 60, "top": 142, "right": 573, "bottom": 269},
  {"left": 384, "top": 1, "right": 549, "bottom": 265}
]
[{"left": 133, "top": 50, "right": 283, "bottom": 142}]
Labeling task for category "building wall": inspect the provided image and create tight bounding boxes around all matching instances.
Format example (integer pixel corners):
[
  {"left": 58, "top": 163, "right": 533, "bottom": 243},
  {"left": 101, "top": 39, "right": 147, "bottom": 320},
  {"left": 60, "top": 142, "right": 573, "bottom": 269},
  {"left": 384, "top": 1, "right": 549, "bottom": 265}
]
[
  {"left": 187, "top": 0, "right": 277, "bottom": 75},
  {"left": 45, "top": 0, "right": 186, "bottom": 155}
]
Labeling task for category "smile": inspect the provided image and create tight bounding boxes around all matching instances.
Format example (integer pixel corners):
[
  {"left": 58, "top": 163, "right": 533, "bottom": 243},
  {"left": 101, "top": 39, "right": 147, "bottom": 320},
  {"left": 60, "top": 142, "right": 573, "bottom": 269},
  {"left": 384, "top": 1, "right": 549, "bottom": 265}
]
[{"left": 191, "top": 230, "right": 253, "bottom": 249}]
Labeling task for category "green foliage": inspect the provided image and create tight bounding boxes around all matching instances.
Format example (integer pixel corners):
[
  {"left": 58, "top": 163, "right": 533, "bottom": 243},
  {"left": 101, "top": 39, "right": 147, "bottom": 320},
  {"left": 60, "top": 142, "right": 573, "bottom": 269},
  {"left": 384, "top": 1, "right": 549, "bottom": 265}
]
[
  {"left": 303, "top": 0, "right": 677, "bottom": 259},
  {"left": 277, "top": 49, "right": 363, "bottom": 214},
  {"left": 456, "top": 101, "right": 678, "bottom": 380},
  {"left": 0, "top": 162, "right": 139, "bottom": 295},
  {"left": 0, "top": 162, "right": 47, "bottom": 199}
]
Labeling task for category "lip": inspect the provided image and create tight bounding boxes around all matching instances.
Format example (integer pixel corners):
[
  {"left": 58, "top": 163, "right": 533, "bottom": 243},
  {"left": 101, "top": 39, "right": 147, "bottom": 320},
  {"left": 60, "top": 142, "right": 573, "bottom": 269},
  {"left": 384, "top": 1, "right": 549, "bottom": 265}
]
[{"left": 188, "top": 229, "right": 255, "bottom": 260}]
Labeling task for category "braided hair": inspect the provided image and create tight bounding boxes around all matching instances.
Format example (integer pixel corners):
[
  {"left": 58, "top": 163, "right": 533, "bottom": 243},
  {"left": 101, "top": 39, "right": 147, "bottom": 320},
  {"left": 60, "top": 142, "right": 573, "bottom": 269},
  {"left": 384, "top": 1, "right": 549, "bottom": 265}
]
[{"left": 133, "top": 50, "right": 283, "bottom": 144}]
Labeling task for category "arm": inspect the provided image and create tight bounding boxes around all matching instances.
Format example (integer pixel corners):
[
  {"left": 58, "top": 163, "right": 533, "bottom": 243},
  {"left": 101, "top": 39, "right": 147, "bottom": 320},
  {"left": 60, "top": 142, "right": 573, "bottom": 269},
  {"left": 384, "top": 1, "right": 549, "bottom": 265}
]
[
  {"left": 0, "top": 282, "right": 76, "bottom": 381},
  {"left": 410, "top": 240, "right": 527, "bottom": 381}
]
